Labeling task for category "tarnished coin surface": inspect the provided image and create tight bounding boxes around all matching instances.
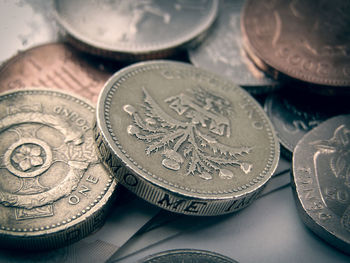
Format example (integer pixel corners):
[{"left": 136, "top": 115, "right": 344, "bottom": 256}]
[
  {"left": 293, "top": 115, "right": 350, "bottom": 254},
  {"left": 241, "top": 0, "right": 350, "bottom": 87},
  {"left": 0, "top": 42, "right": 115, "bottom": 103},
  {"left": 265, "top": 92, "right": 349, "bottom": 158},
  {"left": 54, "top": 0, "right": 218, "bottom": 61},
  {"left": 0, "top": 89, "right": 117, "bottom": 249},
  {"left": 140, "top": 249, "right": 238, "bottom": 263},
  {"left": 95, "top": 61, "right": 279, "bottom": 216},
  {"left": 188, "top": 0, "right": 278, "bottom": 94}
]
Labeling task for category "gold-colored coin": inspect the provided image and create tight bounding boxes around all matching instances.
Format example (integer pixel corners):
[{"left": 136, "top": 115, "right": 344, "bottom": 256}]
[{"left": 0, "top": 89, "right": 117, "bottom": 249}]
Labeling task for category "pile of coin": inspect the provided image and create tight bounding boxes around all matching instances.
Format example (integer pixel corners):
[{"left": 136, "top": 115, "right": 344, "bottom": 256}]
[{"left": 0, "top": 0, "right": 349, "bottom": 260}]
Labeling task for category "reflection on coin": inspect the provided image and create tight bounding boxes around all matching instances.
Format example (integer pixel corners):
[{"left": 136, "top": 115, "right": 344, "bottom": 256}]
[
  {"left": 189, "top": 0, "right": 278, "bottom": 93},
  {"left": 0, "top": 43, "right": 116, "bottom": 103},
  {"left": 293, "top": 115, "right": 350, "bottom": 254},
  {"left": 140, "top": 249, "right": 238, "bottom": 263},
  {"left": 264, "top": 92, "right": 349, "bottom": 158},
  {"left": 0, "top": 0, "right": 59, "bottom": 63},
  {"left": 54, "top": 0, "right": 218, "bottom": 61},
  {"left": 0, "top": 89, "right": 117, "bottom": 249},
  {"left": 241, "top": 0, "right": 350, "bottom": 87},
  {"left": 95, "top": 61, "right": 279, "bottom": 216}
]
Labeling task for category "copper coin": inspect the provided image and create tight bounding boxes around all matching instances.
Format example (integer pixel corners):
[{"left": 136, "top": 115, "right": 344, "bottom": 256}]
[
  {"left": 0, "top": 42, "right": 116, "bottom": 103},
  {"left": 241, "top": 0, "right": 350, "bottom": 87}
]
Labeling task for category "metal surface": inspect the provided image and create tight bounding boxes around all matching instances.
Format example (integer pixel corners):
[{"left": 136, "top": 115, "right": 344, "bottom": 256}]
[
  {"left": 0, "top": 42, "right": 116, "bottom": 103},
  {"left": 139, "top": 249, "right": 237, "bottom": 263},
  {"left": 95, "top": 60, "right": 279, "bottom": 216},
  {"left": 264, "top": 92, "right": 349, "bottom": 158},
  {"left": 188, "top": 0, "right": 278, "bottom": 93},
  {"left": 241, "top": 0, "right": 350, "bottom": 87},
  {"left": 293, "top": 114, "right": 350, "bottom": 254},
  {"left": 0, "top": 89, "right": 117, "bottom": 249},
  {"left": 54, "top": 0, "right": 218, "bottom": 61}
]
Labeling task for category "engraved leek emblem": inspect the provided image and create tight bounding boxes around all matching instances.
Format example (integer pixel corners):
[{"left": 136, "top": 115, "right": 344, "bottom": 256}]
[{"left": 124, "top": 87, "right": 252, "bottom": 180}]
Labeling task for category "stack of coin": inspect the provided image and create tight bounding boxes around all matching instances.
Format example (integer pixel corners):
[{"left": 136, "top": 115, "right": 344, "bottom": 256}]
[
  {"left": 239, "top": 0, "right": 350, "bottom": 254},
  {"left": 1, "top": 0, "right": 349, "bottom": 259}
]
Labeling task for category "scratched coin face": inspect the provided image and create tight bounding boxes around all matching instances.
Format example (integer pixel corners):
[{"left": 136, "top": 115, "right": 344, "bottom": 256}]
[
  {"left": 264, "top": 92, "right": 350, "bottom": 158},
  {"left": 140, "top": 249, "right": 238, "bottom": 263},
  {"left": 54, "top": 0, "right": 218, "bottom": 60},
  {"left": 188, "top": 0, "right": 278, "bottom": 93},
  {"left": 0, "top": 89, "right": 117, "bottom": 249},
  {"left": 242, "top": 0, "right": 350, "bottom": 87},
  {"left": 293, "top": 115, "right": 350, "bottom": 254},
  {"left": 0, "top": 43, "right": 115, "bottom": 103},
  {"left": 95, "top": 61, "right": 279, "bottom": 216}
]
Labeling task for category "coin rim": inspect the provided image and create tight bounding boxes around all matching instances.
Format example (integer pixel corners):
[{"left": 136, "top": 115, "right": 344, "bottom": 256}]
[
  {"left": 96, "top": 60, "right": 280, "bottom": 201},
  {"left": 241, "top": 0, "right": 350, "bottom": 87},
  {"left": 0, "top": 88, "right": 117, "bottom": 241},
  {"left": 139, "top": 248, "right": 238, "bottom": 263},
  {"left": 54, "top": 0, "right": 219, "bottom": 55},
  {"left": 292, "top": 114, "right": 350, "bottom": 252}
]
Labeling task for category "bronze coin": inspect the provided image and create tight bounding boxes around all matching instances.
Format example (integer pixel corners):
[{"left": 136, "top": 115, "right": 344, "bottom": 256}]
[
  {"left": 0, "top": 42, "right": 116, "bottom": 103},
  {"left": 241, "top": 0, "right": 350, "bottom": 87}
]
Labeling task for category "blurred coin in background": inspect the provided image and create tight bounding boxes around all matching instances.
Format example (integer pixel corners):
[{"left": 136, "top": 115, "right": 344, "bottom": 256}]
[
  {"left": 0, "top": 43, "right": 116, "bottom": 103},
  {"left": 139, "top": 249, "right": 238, "bottom": 263},
  {"left": 265, "top": 91, "right": 350, "bottom": 159},
  {"left": 54, "top": 0, "right": 219, "bottom": 61},
  {"left": 189, "top": 0, "right": 278, "bottom": 94},
  {"left": 241, "top": 0, "right": 350, "bottom": 88}
]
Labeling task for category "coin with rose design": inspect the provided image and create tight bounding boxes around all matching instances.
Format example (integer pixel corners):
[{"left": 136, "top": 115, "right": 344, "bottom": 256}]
[
  {"left": 95, "top": 61, "right": 279, "bottom": 216},
  {"left": 0, "top": 89, "right": 117, "bottom": 249}
]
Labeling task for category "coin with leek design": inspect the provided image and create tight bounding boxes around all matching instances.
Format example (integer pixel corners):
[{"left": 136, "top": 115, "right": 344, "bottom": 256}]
[
  {"left": 293, "top": 115, "right": 350, "bottom": 254},
  {"left": 241, "top": 0, "right": 350, "bottom": 87},
  {"left": 0, "top": 89, "right": 117, "bottom": 250},
  {"left": 188, "top": 0, "right": 278, "bottom": 94},
  {"left": 0, "top": 42, "right": 115, "bottom": 103},
  {"left": 54, "top": 0, "right": 218, "bottom": 61},
  {"left": 139, "top": 249, "right": 238, "bottom": 263},
  {"left": 95, "top": 61, "right": 279, "bottom": 216}
]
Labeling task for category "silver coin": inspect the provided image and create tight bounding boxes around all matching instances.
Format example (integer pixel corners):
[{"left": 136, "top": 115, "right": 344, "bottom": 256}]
[
  {"left": 95, "top": 60, "right": 279, "bottom": 216},
  {"left": 293, "top": 114, "right": 350, "bottom": 254},
  {"left": 265, "top": 92, "right": 350, "bottom": 159},
  {"left": 188, "top": 0, "right": 278, "bottom": 94},
  {"left": 54, "top": 0, "right": 218, "bottom": 61},
  {"left": 140, "top": 249, "right": 238, "bottom": 263},
  {"left": 0, "top": 89, "right": 117, "bottom": 249}
]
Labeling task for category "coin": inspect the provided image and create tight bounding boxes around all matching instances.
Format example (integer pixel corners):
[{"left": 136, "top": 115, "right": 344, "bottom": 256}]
[
  {"left": 241, "top": 0, "right": 350, "bottom": 87},
  {"left": 293, "top": 114, "right": 350, "bottom": 254},
  {"left": 140, "top": 249, "right": 238, "bottom": 263},
  {"left": 0, "top": 89, "right": 117, "bottom": 249},
  {"left": 188, "top": 0, "right": 278, "bottom": 94},
  {"left": 0, "top": 42, "right": 116, "bottom": 103},
  {"left": 264, "top": 91, "right": 350, "bottom": 159},
  {"left": 95, "top": 61, "right": 279, "bottom": 216},
  {"left": 54, "top": 0, "right": 219, "bottom": 61}
]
